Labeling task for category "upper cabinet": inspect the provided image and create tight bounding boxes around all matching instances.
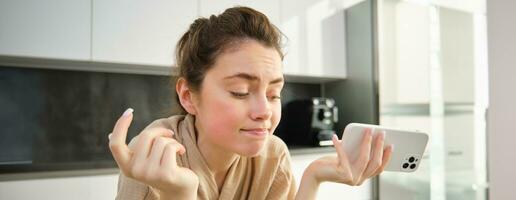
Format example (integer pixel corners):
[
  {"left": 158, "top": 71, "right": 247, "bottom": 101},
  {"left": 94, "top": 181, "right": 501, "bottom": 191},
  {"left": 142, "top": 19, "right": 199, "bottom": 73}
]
[
  {"left": 199, "top": 0, "right": 280, "bottom": 26},
  {"left": 431, "top": 0, "right": 485, "bottom": 14},
  {"left": 0, "top": 0, "right": 357, "bottom": 81},
  {"left": 91, "top": 0, "right": 197, "bottom": 67},
  {"left": 0, "top": 0, "right": 91, "bottom": 60},
  {"left": 279, "top": 0, "right": 365, "bottom": 79},
  {"left": 199, "top": 0, "right": 350, "bottom": 79}
]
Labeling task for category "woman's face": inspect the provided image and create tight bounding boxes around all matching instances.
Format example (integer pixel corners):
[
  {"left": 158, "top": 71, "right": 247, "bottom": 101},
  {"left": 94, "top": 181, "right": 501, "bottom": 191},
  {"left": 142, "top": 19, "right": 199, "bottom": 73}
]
[{"left": 192, "top": 39, "right": 284, "bottom": 157}]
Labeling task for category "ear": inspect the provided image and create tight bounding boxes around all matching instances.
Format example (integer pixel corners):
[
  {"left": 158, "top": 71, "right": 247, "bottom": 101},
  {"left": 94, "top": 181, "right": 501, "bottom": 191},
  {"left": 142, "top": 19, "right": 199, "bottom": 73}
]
[{"left": 176, "top": 78, "right": 198, "bottom": 115}]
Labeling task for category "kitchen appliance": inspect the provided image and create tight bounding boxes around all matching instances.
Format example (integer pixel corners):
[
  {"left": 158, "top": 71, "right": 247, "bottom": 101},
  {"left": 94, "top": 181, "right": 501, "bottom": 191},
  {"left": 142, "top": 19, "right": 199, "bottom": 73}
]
[{"left": 279, "top": 97, "right": 338, "bottom": 146}]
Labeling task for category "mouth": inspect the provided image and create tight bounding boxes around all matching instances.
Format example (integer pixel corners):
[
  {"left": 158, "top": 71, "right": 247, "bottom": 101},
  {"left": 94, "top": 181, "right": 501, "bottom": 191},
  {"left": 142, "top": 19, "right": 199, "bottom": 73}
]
[{"left": 240, "top": 128, "right": 269, "bottom": 138}]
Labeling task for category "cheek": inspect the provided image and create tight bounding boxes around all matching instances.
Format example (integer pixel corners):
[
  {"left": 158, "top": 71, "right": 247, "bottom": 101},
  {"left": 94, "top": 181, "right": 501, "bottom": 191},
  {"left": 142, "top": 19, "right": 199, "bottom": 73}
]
[
  {"left": 270, "top": 103, "right": 282, "bottom": 131},
  {"left": 200, "top": 91, "right": 244, "bottom": 138}
]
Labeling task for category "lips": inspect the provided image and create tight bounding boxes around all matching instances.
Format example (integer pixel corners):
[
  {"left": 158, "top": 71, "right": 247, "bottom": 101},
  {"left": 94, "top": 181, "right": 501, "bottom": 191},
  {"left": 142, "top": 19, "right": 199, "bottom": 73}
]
[{"left": 240, "top": 128, "right": 269, "bottom": 137}]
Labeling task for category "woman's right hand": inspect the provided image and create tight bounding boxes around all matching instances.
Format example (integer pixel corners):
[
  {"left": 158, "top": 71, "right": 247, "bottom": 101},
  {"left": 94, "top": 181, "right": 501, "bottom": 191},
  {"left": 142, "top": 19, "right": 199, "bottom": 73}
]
[{"left": 108, "top": 108, "right": 199, "bottom": 199}]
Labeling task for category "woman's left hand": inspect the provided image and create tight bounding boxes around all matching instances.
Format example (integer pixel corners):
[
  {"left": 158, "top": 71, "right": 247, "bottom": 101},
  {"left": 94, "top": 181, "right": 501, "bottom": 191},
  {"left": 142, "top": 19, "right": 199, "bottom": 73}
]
[{"left": 307, "top": 128, "right": 393, "bottom": 186}]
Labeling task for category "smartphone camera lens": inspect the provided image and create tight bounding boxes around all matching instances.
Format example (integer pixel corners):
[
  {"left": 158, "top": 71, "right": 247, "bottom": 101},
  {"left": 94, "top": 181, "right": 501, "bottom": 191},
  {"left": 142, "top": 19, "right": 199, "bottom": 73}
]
[
  {"left": 410, "top": 164, "right": 417, "bottom": 169},
  {"left": 402, "top": 163, "right": 409, "bottom": 169},
  {"left": 408, "top": 157, "right": 415, "bottom": 163}
]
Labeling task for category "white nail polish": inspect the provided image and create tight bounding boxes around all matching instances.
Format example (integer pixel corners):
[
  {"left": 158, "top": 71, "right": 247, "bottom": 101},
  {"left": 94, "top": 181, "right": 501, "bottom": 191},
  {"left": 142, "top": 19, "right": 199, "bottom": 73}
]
[{"left": 122, "top": 108, "right": 134, "bottom": 117}]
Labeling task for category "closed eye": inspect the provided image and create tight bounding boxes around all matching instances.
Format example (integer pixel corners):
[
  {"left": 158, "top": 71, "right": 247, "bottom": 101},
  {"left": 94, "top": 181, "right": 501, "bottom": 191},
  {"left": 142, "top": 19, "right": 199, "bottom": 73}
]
[
  {"left": 269, "top": 95, "right": 281, "bottom": 100},
  {"left": 230, "top": 92, "right": 249, "bottom": 98}
]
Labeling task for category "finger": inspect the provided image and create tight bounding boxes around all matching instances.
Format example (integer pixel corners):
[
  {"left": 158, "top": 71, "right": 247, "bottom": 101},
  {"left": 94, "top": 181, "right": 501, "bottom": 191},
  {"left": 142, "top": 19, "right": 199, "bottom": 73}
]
[
  {"left": 162, "top": 142, "right": 186, "bottom": 168},
  {"left": 109, "top": 108, "right": 134, "bottom": 170},
  {"left": 132, "top": 128, "right": 174, "bottom": 164},
  {"left": 353, "top": 129, "right": 373, "bottom": 180},
  {"left": 361, "top": 131, "right": 385, "bottom": 179},
  {"left": 372, "top": 144, "right": 394, "bottom": 177},
  {"left": 148, "top": 137, "right": 174, "bottom": 164},
  {"left": 332, "top": 134, "right": 352, "bottom": 173}
]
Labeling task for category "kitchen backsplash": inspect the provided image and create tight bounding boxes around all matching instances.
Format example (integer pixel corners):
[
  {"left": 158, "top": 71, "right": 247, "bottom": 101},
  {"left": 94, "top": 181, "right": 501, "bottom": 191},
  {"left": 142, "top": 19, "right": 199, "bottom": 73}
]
[{"left": 0, "top": 66, "right": 320, "bottom": 173}]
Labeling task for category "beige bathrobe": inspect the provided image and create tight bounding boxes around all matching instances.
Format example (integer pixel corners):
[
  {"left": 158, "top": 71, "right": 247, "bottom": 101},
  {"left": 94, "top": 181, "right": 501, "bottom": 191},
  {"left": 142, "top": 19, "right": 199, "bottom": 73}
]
[{"left": 115, "top": 114, "right": 297, "bottom": 200}]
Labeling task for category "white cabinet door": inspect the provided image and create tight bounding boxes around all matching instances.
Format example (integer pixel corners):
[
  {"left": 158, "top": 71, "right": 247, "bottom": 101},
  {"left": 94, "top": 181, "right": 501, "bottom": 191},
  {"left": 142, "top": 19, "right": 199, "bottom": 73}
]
[
  {"left": 431, "top": 0, "right": 484, "bottom": 13},
  {"left": 291, "top": 152, "right": 373, "bottom": 199},
  {"left": 92, "top": 0, "right": 197, "bottom": 67},
  {"left": 280, "top": 0, "right": 361, "bottom": 78},
  {"left": 199, "top": 0, "right": 280, "bottom": 26},
  {"left": 0, "top": 0, "right": 91, "bottom": 60}
]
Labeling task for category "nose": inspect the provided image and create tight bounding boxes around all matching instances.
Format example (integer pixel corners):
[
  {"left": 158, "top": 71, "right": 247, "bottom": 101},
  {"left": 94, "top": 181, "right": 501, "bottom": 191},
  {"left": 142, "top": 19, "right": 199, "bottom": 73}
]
[{"left": 249, "top": 94, "right": 272, "bottom": 121}]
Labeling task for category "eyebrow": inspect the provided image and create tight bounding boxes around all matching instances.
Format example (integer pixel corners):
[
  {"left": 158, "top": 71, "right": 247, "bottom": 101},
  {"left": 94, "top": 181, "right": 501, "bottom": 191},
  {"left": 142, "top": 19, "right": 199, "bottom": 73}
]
[{"left": 224, "top": 72, "right": 284, "bottom": 84}]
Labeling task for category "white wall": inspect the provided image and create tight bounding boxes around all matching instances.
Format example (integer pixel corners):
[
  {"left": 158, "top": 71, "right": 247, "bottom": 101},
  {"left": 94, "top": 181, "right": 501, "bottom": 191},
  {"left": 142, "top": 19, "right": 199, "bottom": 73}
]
[{"left": 486, "top": 0, "right": 516, "bottom": 199}]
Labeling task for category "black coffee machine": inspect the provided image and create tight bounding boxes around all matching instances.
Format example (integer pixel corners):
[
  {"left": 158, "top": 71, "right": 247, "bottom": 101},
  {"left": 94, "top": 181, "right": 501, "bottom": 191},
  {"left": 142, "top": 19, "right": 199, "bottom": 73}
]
[{"left": 279, "top": 97, "right": 338, "bottom": 146}]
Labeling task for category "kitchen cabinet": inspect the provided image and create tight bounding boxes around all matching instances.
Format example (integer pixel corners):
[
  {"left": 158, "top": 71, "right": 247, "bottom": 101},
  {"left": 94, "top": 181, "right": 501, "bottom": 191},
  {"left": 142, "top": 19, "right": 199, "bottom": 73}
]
[
  {"left": 1, "top": 0, "right": 356, "bottom": 81},
  {"left": 92, "top": 0, "right": 197, "bottom": 67},
  {"left": 199, "top": 0, "right": 280, "bottom": 26},
  {"left": 199, "top": 0, "right": 351, "bottom": 79},
  {"left": 431, "top": 0, "right": 485, "bottom": 13},
  {"left": 0, "top": 0, "right": 91, "bottom": 60},
  {"left": 279, "top": 0, "right": 365, "bottom": 79}
]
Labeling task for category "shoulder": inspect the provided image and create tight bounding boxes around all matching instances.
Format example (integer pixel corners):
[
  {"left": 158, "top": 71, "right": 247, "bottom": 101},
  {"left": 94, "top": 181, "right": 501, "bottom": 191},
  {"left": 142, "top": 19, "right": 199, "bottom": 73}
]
[
  {"left": 259, "top": 136, "right": 298, "bottom": 199},
  {"left": 144, "top": 115, "right": 186, "bottom": 130}
]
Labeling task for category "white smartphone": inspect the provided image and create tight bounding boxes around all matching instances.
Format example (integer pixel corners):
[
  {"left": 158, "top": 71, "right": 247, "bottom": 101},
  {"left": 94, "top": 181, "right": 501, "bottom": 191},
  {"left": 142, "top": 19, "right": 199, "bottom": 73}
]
[{"left": 341, "top": 123, "right": 429, "bottom": 172}]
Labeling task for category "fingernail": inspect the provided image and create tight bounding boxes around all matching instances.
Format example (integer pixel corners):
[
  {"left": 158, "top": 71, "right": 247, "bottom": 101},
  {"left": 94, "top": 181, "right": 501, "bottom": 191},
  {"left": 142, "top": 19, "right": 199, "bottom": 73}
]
[
  {"left": 108, "top": 133, "right": 112, "bottom": 140},
  {"left": 168, "top": 129, "right": 175, "bottom": 135},
  {"left": 122, "top": 108, "right": 134, "bottom": 117},
  {"left": 390, "top": 144, "right": 395, "bottom": 151},
  {"left": 380, "top": 131, "right": 386, "bottom": 139}
]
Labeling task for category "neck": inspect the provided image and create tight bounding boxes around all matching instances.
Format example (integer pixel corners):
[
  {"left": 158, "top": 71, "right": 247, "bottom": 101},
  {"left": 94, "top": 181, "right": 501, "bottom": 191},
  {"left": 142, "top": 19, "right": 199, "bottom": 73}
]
[
  {"left": 197, "top": 137, "right": 238, "bottom": 175},
  {"left": 194, "top": 119, "right": 238, "bottom": 177}
]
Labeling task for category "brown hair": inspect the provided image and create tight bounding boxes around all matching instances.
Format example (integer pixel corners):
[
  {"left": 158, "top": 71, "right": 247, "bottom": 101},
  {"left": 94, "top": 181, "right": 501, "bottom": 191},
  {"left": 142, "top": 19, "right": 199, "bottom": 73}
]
[{"left": 173, "top": 6, "right": 285, "bottom": 114}]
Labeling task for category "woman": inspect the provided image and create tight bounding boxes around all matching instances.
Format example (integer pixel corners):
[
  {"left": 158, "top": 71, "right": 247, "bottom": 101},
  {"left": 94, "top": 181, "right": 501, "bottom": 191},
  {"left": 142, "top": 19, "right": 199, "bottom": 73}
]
[{"left": 108, "top": 6, "right": 393, "bottom": 200}]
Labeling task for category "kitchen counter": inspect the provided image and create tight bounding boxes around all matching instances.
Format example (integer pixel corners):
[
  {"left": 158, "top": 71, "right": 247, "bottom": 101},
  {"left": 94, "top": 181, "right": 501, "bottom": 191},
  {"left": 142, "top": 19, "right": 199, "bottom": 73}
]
[{"left": 288, "top": 146, "right": 335, "bottom": 156}]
